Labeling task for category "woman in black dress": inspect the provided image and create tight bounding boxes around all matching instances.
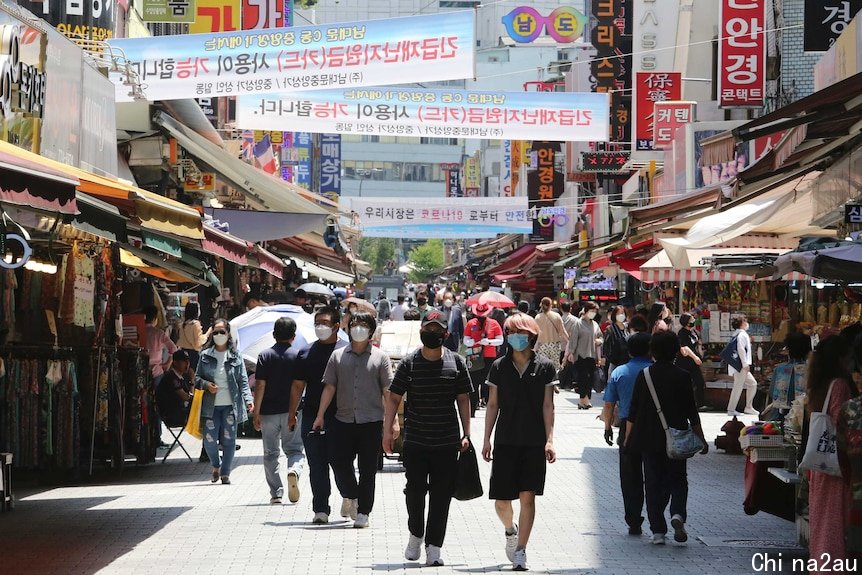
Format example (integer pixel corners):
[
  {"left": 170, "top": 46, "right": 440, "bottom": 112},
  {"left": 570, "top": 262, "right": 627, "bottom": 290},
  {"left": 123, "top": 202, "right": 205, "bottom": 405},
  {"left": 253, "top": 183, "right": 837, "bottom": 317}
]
[{"left": 675, "top": 313, "right": 705, "bottom": 409}]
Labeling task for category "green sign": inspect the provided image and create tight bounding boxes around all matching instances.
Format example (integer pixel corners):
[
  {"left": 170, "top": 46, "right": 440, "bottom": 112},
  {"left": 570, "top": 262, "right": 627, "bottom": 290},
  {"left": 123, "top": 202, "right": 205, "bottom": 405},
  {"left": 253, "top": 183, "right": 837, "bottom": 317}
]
[{"left": 140, "top": 0, "right": 196, "bottom": 23}]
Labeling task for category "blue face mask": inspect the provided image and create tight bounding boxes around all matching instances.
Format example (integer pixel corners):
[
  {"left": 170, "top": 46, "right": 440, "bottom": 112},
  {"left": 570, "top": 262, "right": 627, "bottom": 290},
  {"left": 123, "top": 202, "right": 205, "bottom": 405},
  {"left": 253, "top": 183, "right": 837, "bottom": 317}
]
[{"left": 507, "top": 333, "right": 531, "bottom": 352}]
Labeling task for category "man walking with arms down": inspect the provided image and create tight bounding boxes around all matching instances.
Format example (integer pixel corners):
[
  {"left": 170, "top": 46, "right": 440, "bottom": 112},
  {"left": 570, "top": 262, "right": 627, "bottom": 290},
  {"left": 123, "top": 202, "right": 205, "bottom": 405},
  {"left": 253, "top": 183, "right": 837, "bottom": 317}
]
[
  {"left": 253, "top": 317, "right": 305, "bottom": 504},
  {"left": 483, "top": 312, "right": 557, "bottom": 571},
  {"left": 383, "top": 310, "right": 473, "bottom": 567},
  {"left": 313, "top": 311, "right": 396, "bottom": 528}
]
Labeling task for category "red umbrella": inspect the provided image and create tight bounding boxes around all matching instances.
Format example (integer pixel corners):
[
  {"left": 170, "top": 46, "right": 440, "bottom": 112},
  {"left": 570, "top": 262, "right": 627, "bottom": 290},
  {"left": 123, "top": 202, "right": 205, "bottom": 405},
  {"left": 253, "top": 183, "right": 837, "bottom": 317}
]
[
  {"left": 465, "top": 291, "right": 515, "bottom": 308},
  {"left": 341, "top": 296, "right": 377, "bottom": 315}
]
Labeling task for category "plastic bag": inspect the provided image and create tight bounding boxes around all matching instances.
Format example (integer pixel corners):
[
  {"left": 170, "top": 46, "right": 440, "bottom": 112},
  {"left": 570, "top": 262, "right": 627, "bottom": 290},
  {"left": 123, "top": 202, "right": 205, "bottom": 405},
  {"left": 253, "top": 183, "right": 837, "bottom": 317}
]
[{"left": 184, "top": 388, "right": 204, "bottom": 440}]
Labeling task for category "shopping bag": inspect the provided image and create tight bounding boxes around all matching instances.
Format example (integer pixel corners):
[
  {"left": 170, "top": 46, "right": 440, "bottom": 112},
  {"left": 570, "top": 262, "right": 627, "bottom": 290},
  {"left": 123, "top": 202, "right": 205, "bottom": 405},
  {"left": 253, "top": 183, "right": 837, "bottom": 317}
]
[
  {"left": 799, "top": 381, "right": 841, "bottom": 476},
  {"left": 184, "top": 388, "right": 204, "bottom": 440},
  {"left": 592, "top": 366, "right": 606, "bottom": 393},
  {"left": 720, "top": 336, "right": 743, "bottom": 371},
  {"left": 453, "top": 440, "right": 483, "bottom": 501}
]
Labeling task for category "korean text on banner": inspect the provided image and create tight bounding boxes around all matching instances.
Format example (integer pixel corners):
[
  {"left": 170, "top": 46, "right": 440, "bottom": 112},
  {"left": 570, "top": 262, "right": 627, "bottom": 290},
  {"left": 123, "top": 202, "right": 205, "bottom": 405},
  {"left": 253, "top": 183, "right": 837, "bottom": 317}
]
[
  {"left": 718, "top": 0, "right": 766, "bottom": 108},
  {"left": 652, "top": 101, "right": 696, "bottom": 150},
  {"left": 319, "top": 134, "right": 341, "bottom": 202},
  {"left": 236, "top": 88, "right": 610, "bottom": 141},
  {"left": 634, "top": 72, "right": 681, "bottom": 151},
  {"left": 342, "top": 196, "right": 531, "bottom": 239},
  {"left": 108, "top": 10, "right": 476, "bottom": 102}
]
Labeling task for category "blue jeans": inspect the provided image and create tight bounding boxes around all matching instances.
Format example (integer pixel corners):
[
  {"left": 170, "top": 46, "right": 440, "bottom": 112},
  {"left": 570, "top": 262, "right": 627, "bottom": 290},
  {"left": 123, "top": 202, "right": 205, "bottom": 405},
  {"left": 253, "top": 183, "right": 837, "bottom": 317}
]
[
  {"left": 302, "top": 412, "right": 336, "bottom": 514},
  {"left": 204, "top": 406, "right": 237, "bottom": 477},
  {"left": 261, "top": 411, "right": 305, "bottom": 498}
]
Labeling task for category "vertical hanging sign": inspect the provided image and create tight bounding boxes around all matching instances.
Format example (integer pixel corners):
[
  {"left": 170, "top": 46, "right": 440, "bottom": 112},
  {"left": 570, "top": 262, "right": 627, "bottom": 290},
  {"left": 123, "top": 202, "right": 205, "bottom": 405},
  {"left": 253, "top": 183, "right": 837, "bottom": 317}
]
[
  {"left": 718, "top": 0, "right": 766, "bottom": 108},
  {"left": 319, "top": 133, "right": 341, "bottom": 202},
  {"left": 634, "top": 72, "right": 681, "bottom": 151}
]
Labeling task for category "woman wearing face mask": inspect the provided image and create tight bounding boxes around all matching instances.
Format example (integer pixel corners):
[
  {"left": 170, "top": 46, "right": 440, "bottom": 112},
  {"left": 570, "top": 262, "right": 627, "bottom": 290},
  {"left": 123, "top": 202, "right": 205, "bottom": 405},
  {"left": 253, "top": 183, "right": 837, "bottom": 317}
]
[
  {"left": 534, "top": 297, "right": 569, "bottom": 372},
  {"left": 675, "top": 313, "right": 705, "bottom": 410},
  {"left": 647, "top": 302, "right": 671, "bottom": 335},
  {"left": 603, "top": 305, "right": 630, "bottom": 376},
  {"left": 564, "top": 301, "right": 604, "bottom": 409},
  {"left": 196, "top": 319, "right": 254, "bottom": 484},
  {"left": 464, "top": 303, "right": 504, "bottom": 416}
]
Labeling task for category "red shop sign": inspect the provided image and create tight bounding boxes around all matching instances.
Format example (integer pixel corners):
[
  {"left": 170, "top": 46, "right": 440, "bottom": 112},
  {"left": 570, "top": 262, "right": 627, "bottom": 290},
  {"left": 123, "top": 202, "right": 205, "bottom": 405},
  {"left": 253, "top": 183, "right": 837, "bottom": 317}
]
[
  {"left": 718, "top": 0, "right": 766, "bottom": 108},
  {"left": 652, "top": 101, "right": 696, "bottom": 150},
  {"left": 634, "top": 72, "right": 681, "bottom": 152}
]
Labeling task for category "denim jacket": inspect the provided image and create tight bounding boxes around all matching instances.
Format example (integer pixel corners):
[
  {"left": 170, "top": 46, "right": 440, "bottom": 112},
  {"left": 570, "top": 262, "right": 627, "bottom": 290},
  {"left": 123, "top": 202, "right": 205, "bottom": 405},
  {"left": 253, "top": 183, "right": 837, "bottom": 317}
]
[{"left": 196, "top": 346, "right": 253, "bottom": 424}]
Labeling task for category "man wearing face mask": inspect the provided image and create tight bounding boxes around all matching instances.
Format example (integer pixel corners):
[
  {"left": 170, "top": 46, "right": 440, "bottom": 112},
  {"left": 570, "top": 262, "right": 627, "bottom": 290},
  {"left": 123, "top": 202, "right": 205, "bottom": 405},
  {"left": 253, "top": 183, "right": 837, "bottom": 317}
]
[
  {"left": 438, "top": 290, "right": 464, "bottom": 352},
  {"left": 383, "top": 310, "right": 473, "bottom": 566},
  {"left": 464, "top": 304, "right": 505, "bottom": 416},
  {"left": 290, "top": 306, "right": 348, "bottom": 524},
  {"left": 416, "top": 293, "right": 431, "bottom": 321},
  {"left": 313, "top": 311, "right": 396, "bottom": 529}
]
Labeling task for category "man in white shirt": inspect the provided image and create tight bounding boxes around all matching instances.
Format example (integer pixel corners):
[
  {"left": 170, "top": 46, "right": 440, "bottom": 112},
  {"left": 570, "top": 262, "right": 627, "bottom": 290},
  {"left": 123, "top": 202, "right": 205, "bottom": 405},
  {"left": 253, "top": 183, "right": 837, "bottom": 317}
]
[{"left": 391, "top": 295, "right": 409, "bottom": 321}]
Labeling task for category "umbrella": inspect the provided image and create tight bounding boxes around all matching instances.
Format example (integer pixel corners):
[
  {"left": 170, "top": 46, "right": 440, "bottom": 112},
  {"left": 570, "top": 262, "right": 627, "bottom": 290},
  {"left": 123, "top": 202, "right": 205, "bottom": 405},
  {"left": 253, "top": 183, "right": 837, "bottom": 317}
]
[
  {"left": 229, "top": 304, "right": 347, "bottom": 367},
  {"left": 773, "top": 241, "right": 862, "bottom": 282},
  {"left": 465, "top": 290, "right": 515, "bottom": 308},
  {"left": 298, "top": 282, "right": 335, "bottom": 297},
  {"left": 341, "top": 296, "right": 377, "bottom": 315},
  {"left": 333, "top": 287, "right": 347, "bottom": 298}
]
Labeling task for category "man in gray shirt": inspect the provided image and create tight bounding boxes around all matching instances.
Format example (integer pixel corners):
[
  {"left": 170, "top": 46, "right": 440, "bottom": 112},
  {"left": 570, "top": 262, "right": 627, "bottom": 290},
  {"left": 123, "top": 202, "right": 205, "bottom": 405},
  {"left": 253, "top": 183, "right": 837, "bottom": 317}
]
[{"left": 314, "top": 311, "right": 396, "bottom": 528}]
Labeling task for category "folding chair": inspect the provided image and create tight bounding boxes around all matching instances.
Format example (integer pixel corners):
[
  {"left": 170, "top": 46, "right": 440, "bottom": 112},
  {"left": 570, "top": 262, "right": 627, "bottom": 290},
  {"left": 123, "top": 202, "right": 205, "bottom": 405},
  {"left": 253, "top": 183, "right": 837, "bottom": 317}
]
[{"left": 156, "top": 401, "right": 193, "bottom": 463}]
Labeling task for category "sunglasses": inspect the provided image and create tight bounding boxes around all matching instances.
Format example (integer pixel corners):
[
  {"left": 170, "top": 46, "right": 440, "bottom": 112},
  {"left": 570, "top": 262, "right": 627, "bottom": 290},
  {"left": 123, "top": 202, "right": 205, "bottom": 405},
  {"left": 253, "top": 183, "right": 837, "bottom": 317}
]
[
  {"left": 212, "top": 330, "right": 227, "bottom": 335},
  {"left": 501, "top": 6, "right": 587, "bottom": 44}
]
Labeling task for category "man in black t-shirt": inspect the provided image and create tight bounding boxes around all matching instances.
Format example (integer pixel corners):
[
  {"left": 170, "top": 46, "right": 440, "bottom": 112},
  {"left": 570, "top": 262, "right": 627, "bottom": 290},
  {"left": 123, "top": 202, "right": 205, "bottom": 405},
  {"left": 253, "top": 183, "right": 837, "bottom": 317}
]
[
  {"left": 156, "top": 350, "right": 194, "bottom": 428},
  {"left": 252, "top": 317, "right": 305, "bottom": 505},
  {"left": 384, "top": 310, "right": 472, "bottom": 568},
  {"left": 482, "top": 312, "right": 557, "bottom": 572},
  {"left": 289, "top": 306, "right": 349, "bottom": 524}
]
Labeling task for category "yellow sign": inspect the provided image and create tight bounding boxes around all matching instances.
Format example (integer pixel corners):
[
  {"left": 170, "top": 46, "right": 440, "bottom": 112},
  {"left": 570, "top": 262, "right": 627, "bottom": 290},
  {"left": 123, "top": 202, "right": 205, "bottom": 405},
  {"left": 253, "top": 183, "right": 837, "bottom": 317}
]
[
  {"left": 185, "top": 172, "right": 216, "bottom": 192},
  {"left": 190, "top": 0, "right": 241, "bottom": 33}
]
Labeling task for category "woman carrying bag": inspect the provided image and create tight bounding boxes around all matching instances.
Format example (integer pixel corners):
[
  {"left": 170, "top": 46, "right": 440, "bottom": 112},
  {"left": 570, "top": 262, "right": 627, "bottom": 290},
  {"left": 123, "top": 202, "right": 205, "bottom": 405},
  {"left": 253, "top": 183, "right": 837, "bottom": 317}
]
[
  {"left": 196, "top": 318, "right": 254, "bottom": 484},
  {"left": 625, "top": 331, "right": 707, "bottom": 546}
]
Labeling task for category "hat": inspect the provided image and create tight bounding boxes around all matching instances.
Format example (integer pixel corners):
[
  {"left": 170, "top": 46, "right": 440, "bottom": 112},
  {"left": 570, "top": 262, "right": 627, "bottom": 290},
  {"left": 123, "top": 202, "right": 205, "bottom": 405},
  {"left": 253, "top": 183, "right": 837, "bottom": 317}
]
[
  {"left": 422, "top": 310, "right": 448, "bottom": 328},
  {"left": 172, "top": 349, "right": 190, "bottom": 362},
  {"left": 472, "top": 303, "right": 492, "bottom": 317}
]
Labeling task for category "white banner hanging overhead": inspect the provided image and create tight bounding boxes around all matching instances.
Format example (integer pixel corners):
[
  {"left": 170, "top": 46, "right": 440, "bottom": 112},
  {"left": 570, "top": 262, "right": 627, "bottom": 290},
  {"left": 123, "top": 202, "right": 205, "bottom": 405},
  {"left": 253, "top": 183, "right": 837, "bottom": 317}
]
[
  {"left": 342, "top": 196, "right": 533, "bottom": 238},
  {"left": 236, "top": 88, "right": 610, "bottom": 140},
  {"left": 107, "top": 10, "right": 476, "bottom": 102}
]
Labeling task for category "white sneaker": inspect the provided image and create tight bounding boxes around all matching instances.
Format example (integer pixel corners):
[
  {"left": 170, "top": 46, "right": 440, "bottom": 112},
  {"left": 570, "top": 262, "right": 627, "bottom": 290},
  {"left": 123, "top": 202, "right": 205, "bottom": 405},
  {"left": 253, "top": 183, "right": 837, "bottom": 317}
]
[
  {"left": 353, "top": 512, "right": 370, "bottom": 528},
  {"left": 312, "top": 512, "right": 329, "bottom": 524},
  {"left": 425, "top": 544, "right": 444, "bottom": 567},
  {"left": 340, "top": 497, "right": 352, "bottom": 518},
  {"left": 287, "top": 470, "right": 300, "bottom": 503},
  {"left": 651, "top": 533, "right": 666, "bottom": 545},
  {"left": 349, "top": 499, "right": 359, "bottom": 521},
  {"left": 512, "top": 548, "right": 527, "bottom": 571},
  {"left": 504, "top": 524, "right": 519, "bottom": 562},
  {"left": 671, "top": 514, "right": 688, "bottom": 543},
  {"left": 727, "top": 410, "right": 743, "bottom": 417},
  {"left": 743, "top": 408, "right": 759, "bottom": 415},
  {"left": 404, "top": 534, "right": 423, "bottom": 561}
]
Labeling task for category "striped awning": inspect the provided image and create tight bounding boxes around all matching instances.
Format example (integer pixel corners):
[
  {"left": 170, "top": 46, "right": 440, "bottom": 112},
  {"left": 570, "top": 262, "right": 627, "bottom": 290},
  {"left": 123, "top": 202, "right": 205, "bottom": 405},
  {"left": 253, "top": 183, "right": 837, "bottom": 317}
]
[{"left": 639, "top": 268, "right": 807, "bottom": 283}]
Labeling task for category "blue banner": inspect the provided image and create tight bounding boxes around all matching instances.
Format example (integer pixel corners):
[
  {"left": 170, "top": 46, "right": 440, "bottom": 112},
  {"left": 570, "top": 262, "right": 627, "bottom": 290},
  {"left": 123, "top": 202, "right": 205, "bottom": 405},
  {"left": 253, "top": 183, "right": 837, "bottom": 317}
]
[{"left": 319, "top": 133, "right": 341, "bottom": 202}]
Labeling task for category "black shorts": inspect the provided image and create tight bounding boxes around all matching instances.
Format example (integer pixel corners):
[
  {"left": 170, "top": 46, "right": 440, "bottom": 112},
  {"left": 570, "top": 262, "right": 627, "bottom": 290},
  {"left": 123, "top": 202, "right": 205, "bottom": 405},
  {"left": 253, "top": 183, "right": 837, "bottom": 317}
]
[{"left": 489, "top": 445, "right": 547, "bottom": 500}]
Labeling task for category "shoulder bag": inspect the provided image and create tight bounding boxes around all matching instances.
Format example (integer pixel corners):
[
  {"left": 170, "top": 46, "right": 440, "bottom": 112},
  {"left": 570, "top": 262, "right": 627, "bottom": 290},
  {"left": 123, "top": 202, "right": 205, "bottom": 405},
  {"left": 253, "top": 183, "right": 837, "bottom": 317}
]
[
  {"left": 642, "top": 367, "right": 704, "bottom": 460},
  {"left": 453, "top": 439, "right": 483, "bottom": 501},
  {"left": 720, "top": 336, "right": 743, "bottom": 371},
  {"left": 799, "top": 380, "right": 842, "bottom": 476}
]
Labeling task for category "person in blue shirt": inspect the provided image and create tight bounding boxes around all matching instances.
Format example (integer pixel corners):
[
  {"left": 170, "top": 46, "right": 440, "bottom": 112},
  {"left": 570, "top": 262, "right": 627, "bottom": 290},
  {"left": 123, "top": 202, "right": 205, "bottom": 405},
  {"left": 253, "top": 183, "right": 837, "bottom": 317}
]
[{"left": 602, "top": 332, "right": 651, "bottom": 535}]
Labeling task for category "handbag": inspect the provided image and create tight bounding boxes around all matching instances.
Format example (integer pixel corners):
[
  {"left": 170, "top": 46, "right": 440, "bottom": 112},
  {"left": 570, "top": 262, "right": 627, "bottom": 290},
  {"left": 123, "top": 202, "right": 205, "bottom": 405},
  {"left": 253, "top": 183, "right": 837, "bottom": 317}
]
[
  {"left": 592, "top": 366, "right": 607, "bottom": 393},
  {"left": 720, "top": 336, "right": 744, "bottom": 372},
  {"left": 184, "top": 388, "right": 204, "bottom": 440},
  {"left": 453, "top": 439, "right": 483, "bottom": 501},
  {"left": 799, "top": 381, "right": 842, "bottom": 476},
  {"left": 642, "top": 367, "right": 704, "bottom": 460}
]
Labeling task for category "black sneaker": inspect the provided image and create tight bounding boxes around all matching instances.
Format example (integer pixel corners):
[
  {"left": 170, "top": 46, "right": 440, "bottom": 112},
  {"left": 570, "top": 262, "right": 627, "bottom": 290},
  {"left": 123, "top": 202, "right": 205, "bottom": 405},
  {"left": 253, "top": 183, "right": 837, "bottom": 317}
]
[{"left": 628, "top": 526, "right": 642, "bottom": 535}]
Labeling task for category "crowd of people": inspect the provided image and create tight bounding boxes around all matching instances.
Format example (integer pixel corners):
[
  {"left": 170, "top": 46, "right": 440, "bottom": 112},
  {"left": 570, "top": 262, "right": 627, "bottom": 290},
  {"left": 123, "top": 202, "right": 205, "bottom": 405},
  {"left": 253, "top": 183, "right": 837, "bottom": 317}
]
[{"left": 148, "top": 288, "right": 862, "bottom": 571}]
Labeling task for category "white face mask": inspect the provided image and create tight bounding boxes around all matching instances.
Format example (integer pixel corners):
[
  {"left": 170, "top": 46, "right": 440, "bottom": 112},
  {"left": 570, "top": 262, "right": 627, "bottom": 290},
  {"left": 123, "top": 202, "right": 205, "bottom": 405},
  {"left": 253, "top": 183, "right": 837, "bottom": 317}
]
[
  {"left": 350, "top": 326, "right": 370, "bottom": 342},
  {"left": 586, "top": 311, "right": 597, "bottom": 320},
  {"left": 315, "top": 326, "right": 333, "bottom": 341},
  {"left": 213, "top": 333, "right": 229, "bottom": 346},
  {"left": 444, "top": 299, "right": 453, "bottom": 308},
  {"left": 616, "top": 313, "right": 627, "bottom": 323}
]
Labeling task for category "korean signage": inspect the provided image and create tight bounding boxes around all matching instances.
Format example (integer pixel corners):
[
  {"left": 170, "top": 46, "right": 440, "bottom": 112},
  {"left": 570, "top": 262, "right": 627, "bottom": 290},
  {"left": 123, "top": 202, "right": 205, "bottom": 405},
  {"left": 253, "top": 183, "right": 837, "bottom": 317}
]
[
  {"left": 190, "top": 0, "right": 240, "bottom": 33},
  {"left": 24, "top": 0, "right": 114, "bottom": 42},
  {"left": 197, "top": 97, "right": 218, "bottom": 128},
  {"left": 341, "top": 196, "right": 531, "bottom": 239},
  {"left": 237, "top": 88, "right": 610, "bottom": 141},
  {"left": 634, "top": 72, "right": 681, "bottom": 151},
  {"left": 318, "top": 133, "right": 341, "bottom": 201},
  {"left": 446, "top": 166, "right": 462, "bottom": 197},
  {"left": 527, "top": 141, "right": 564, "bottom": 242},
  {"left": 140, "top": 0, "right": 197, "bottom": 23},
  {"left": 242, "top": 0, "right": 290, "bottom": 30},
  {"left": 185, "top": 172, "right": 216, "bottom": 192},
  {"left": 464, "top": 155, "right": 480, "bottom": 197},
  {"left": 41, "top": 26, "right": 80, "bottom": 165},
  {"left": 590, "top": 0, "right": 631, "bottom": 144},
  {"left": 846, "top": 204, "right": 862, "bottom": 224},
  {"left": 280, "top": 131, "right": 311, "bottom": 189},
  {"left": 109, "top": 10, "right": 476, "bottom": 102},
  {"left": 511, "top": 140, "right": 524, "bottom": 195},
  {"left": 500, "top": 140, "right": 512, "bottom": 196},
  {"left": 652, "top": 101, "right": 696, "bottom": 150},
  {"left": 581, "top": 151, "right": 630, "bottom": 172},
  {"left": 0, "top": 21, "right": 48, "bottom": 149},
  {"left": 805, "top": 0, "right": 862, "bottom": 52},
  {"left": 718, "top": 0, "right": 766, "bottom": 108},
  {"left": 501, "top": 6, "right": 587, "bottom": 44}
]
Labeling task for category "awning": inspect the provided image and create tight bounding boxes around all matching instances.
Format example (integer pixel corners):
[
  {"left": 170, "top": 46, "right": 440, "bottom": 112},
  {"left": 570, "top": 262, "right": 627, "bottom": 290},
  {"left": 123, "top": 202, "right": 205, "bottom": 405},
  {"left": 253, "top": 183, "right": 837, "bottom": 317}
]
[
  {"left": 120, "top": 245, "right": 211, "bottom": 285},
  {"left": 294, "top": 258, "right": 355, "bottom": 284},
  {"left": 70, "top": 193, "right": 128, "bottom": 243},
  {"left": 203, "top": 224, "right": 250, "bottom": 265},
  {"left": 640, "top": 247, "right": 794, "bottom": 282},
  {"left": 204, "top": 207, "right": 328, "bottom": 243},
  {"left": 483, "top": 244, "right": 537, "bottom": 276},
  {"left": 154, "top": 111, "right": 332, "bottom": 216},
  {"left": 131, "top": 190, "right": 203, "bottom": 240},
  {"left": 0, "top": 146, "right": 78, "bottom": 215},
  {"left": 628, "top": 186, "right": 721, "bottom": 230},
  {"left": 250, "top": 245, "right": 284, "bottom": 279}
]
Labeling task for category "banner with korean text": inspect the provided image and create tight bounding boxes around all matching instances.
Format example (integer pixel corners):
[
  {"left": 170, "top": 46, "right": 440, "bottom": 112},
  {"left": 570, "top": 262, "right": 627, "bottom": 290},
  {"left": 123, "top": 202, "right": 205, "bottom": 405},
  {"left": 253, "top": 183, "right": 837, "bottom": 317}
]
[
  {"left": 319, "top": 134, "right": 341, "bottom": 202},
  {"left": 342, "top": 197, "right": 531, "bottom": 238},
  {"left": 108, "top": 10, "right": 475, "bottom": 102},
  {"left": 236, "top": 88, "right": 610, "bottom": 141},
  {"left": 634, "top": 72, "right": 681, "bottom": 151},
  {"left": 718, "top": 0, "right": 766, "bottom": 108}
]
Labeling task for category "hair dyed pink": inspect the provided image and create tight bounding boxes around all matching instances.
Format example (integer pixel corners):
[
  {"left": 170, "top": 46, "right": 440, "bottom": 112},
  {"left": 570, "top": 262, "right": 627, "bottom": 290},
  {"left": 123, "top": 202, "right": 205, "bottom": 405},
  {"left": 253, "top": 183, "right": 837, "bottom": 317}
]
[{"left": 504, "top": 312, "right": 540, "bottom": 336}]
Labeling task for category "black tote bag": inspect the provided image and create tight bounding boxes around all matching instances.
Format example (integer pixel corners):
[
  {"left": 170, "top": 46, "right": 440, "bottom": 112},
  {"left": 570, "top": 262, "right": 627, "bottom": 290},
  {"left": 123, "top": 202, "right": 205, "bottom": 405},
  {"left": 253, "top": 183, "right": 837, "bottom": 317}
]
[{"left": 453, "top": 440, "right": 483, "bottom": 501}]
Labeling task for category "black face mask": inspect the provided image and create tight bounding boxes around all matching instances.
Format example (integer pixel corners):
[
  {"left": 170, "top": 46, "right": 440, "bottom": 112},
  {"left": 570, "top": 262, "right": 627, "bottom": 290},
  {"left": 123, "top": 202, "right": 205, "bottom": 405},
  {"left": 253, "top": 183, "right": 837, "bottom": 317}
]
[
  {"left": 420, "top": 331, "right": 446, "bottom": 349},
  {"left": 417, "top": 299, "right": 427, "bottom": 307}
]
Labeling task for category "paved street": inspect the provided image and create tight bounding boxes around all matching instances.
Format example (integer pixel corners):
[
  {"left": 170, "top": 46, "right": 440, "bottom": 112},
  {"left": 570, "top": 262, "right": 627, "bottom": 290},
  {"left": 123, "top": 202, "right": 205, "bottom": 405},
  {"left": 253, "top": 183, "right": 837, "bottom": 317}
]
[{"left": 0, "top": 392, "right": 799, "bottom": 575}]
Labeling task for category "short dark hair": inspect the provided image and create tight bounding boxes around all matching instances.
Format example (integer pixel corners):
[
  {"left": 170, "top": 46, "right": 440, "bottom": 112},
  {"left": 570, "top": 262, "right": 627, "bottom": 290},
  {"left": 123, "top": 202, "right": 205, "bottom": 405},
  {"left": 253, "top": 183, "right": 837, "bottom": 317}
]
[
  {"left": 629, "top": 315, "right": 649, "bottom": 333},
  {"left": 184, "top": 302, "right": 200, "bottom": 321},
  {"left": 273, "top": 317, "right": 297, "bottom": 341},
  {"left": 404, "top": 308, "right": 421, "bottom": 321},
  {"left": 679, "top": 313, "right": 693, "bottom": 328},
  {"left": 144, "top": 305, "right": 158, "bottom": 323},
  {"left": 517, "top": 301, "right": 530, "bottom": 313},
  {"left": 635, "top": 304, "right": 649, "bottom": 318},
  {"left": 785, "top": 331, "right": 811, "bottom": 361},
  {"left": 650, "top": 330, "right": 680, "bottom": 362},
  {"left": 349, "top": 311, "right": 377, "bottom": 333},
  {"left": 397, "top": 295, "right": 405, "bottom": 303},
  {"left": 560, "top": 301, "right": 571, "bottom": 313},
  {"left": 731, "top": 315, "right": 746, "bottom": 330},
  {"left": 628, "top": 332, "right": 651, "bottom": 357},
  {"left": 315, "top": 305, "right": 341, "bottom": 326}
]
